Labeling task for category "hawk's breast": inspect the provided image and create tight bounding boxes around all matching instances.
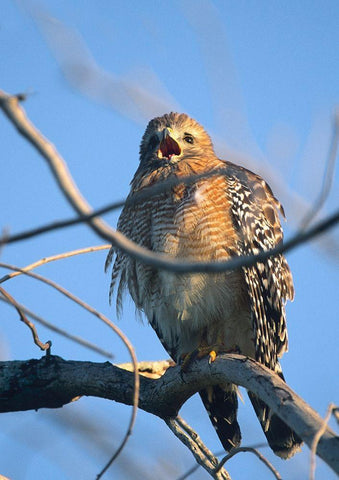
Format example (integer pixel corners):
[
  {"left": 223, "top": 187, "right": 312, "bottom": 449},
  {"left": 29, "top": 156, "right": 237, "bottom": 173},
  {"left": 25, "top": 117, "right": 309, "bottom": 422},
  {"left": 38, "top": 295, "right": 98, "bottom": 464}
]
[{"left": 138, "top": 175, "right": 253, "bottom": 361}]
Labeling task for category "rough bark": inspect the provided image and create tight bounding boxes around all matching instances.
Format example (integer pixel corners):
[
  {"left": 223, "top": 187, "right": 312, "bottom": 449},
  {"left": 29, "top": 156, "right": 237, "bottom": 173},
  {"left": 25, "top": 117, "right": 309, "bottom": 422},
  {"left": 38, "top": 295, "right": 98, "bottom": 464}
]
[{"left": 0, "top": 353, "right": 338, "bottom": 476}]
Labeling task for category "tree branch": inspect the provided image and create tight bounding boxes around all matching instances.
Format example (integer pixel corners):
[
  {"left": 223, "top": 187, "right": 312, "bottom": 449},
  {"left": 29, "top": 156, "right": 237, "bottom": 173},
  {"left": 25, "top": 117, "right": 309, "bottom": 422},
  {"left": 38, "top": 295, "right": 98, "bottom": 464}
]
[
  {"left": 300, "top": 110, "right": 339, "bottom": 230},
  {"left": 0, "top": 286, "right": 51, "bottom": 352},
  {"left": 166, "top": 417, "right": 231, "bottom": 480},
  {"left": 1, "top": 354, "right": 338, "bottom": 476},
  {"left": 217, "top": 447, "right": 282, "bottom": 479},
  {"left": 0, "top": 295, "right": 113, "bottom": 359},
  {"left": 1, "top": 90, "right": 339, "bottom": 275}
]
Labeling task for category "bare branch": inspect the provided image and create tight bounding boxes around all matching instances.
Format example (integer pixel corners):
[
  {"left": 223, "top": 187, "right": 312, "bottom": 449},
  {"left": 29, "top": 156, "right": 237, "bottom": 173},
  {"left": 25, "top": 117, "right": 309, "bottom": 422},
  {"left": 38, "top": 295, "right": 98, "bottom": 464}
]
[
  {"left": 216, "top": 447, "right": 282, "bottom": 479},
  {"left": 0, "top": 261, "right": 139, "bottom": 470},
  {"left": 176, "top": 416, "right": 221, "bottom": 465},
  {"left": 166, "top": 417, "right": 231, "bottom": 480},
  {"left": 0, "top": 169, "right": 230, "bottom": 246},
  {"left": 1, "top": 354, "right": 338, "bottom": 476},
  {"left": 300, "top": 110, "right": 339, "bottom": 230},
  {"left": 26, "top": 4, "right": 180, "bottom": 123},
  {"left": 310, "top": 403, "right": 338, "bottom": 480},
  {"left": 0, "top": 261, "right": 133, "bottom": 362},
  {"left": 0, "top": 295, "right": 113, "bottom": 358},
  {"left": 0, "top": 245, "right": 110, "bottom": 283},
  {"left": 0, "top": 214, "right": 104, "bottom": 245},
  {"left": 1, "top": 90, "right": 339, "bottom": 276},
  {"left": 96, "top": 422, "right": 131, "bottom": 479},
  {"left": 0, "top": 287, "right": 51, "bottom": 352},
  {"left": 177, "top": 444, "right": 267, "bottom": 480}
]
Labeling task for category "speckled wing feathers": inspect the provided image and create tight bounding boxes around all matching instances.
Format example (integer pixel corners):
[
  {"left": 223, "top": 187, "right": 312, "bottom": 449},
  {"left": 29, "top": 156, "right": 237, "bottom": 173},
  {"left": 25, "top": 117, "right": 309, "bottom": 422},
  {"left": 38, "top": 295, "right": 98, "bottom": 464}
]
[
  {"left": 224, "top": 163, "right": 301, "bottom": 456},
  {"left": 225, "top": 163, "right": 294, "bottom": 369}
]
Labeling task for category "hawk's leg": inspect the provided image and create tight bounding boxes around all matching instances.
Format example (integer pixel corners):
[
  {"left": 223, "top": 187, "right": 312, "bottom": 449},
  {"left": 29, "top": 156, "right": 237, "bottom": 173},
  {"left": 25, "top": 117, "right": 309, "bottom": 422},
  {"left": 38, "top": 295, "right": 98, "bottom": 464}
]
[{"left": 181, "top": 336, "right": 243, "bottom": 450}]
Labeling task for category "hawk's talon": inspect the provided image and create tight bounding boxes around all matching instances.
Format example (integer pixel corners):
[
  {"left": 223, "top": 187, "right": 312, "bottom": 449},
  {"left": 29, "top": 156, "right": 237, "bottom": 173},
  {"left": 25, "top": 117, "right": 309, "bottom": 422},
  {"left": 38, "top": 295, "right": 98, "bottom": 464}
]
[
  {"left": 181, "top": 345, "right": 223, "bottom": 372},
  {"left": 208, "top": 350, "right": 217, "bottom": 364},
  {"left": 181, "top": 344, "right": 242, "bottom": 371}
]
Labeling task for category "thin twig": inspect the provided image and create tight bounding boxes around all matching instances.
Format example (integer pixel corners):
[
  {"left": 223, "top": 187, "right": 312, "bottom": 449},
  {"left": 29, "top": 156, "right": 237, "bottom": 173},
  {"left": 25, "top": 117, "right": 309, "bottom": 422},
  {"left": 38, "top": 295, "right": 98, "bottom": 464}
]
[
  {"left": 166, "top": 417, "right": 231, "bottom": 480},
  {"left": 27, "top": 4, "right": 180, "bottom": 123},
  {"left": 0, "top": 295, "right": 113, "bottom": 358},
  {"left": 96, "top": 427, "right": 131, "bottom": 479},
  {"left": 310, "top": 403, "right": 337, "bottom": 480},
  {"left": 0, "top": 169, "right": 228, "bottom": 247},
  {"left": 0, "top": 244, "right": 110, "bottom": 283},
  {"left": 177, "top": 444, "right": 267, "bottom": 480},
  {"left": 0, "top": 262, "right": 139, "bottom": 473},
  {"left": 300, "top": 110, "right": 339, "bottom": 230},
  {"left": 176, "top": 416, "right": 218, "bottom": 467},
  {"left": 2, "top": 208, "right": 339, "bottom": 277},
  {"left": 1, "top": 90, "right": 339, "bottom": 276},
  {"left": 0, "top": 287, "right": 51, "bottom": 352},
  {"left": 216, "top": 447, "right": 282, "bottom": 479}
]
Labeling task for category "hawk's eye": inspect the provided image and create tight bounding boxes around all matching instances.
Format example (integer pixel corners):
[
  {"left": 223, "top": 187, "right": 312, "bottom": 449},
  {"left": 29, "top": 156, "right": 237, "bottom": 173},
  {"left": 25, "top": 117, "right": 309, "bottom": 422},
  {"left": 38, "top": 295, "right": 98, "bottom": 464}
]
[
  {"left": 183, "top": 134, "right": 194, "bottom": 144},
  {"left": 148, "top": 134, "right": 158, "bottom": 150}
]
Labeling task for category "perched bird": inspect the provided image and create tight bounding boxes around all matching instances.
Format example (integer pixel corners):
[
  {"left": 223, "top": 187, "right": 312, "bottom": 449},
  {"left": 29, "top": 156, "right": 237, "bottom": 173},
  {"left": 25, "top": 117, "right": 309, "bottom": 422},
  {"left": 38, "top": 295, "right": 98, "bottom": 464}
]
[{"left": 106, "top": 112, "right": 302, "bottom": 458}]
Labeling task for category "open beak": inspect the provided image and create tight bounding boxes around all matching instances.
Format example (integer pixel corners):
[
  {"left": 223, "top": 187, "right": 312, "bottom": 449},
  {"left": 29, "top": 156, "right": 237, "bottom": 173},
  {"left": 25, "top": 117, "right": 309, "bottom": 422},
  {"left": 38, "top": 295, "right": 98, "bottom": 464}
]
[{"left": 158, "top": 128, "right": 181, "bottom": 159}]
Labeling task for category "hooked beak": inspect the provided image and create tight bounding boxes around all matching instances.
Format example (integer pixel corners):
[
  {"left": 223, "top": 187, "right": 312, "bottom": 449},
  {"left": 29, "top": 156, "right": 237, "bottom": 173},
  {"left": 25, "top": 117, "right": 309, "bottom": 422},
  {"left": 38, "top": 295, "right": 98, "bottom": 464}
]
[{"left": 158, "top": 128, "right": 181, "bottom": 159}]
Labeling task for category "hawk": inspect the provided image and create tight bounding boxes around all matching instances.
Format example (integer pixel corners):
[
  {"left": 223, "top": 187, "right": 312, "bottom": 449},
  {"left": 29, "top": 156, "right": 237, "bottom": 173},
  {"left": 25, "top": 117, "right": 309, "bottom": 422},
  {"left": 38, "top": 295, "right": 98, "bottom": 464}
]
[{"left": 106, "top": 112, "right": 302, "bottom": 458}]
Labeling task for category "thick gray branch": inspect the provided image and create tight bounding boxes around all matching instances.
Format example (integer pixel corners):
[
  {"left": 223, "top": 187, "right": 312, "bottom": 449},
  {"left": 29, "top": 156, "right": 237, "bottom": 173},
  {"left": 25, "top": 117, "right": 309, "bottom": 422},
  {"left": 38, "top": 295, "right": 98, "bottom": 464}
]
[{"left": 0, "top": 354, "right": 338, "bottom": 476}]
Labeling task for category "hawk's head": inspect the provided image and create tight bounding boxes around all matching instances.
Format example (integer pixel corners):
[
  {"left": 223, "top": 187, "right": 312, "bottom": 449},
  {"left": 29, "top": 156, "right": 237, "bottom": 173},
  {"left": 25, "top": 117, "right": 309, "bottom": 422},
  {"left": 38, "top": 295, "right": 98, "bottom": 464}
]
[{"left": 139, "top": 113, "right": 215, "bottom": 168}]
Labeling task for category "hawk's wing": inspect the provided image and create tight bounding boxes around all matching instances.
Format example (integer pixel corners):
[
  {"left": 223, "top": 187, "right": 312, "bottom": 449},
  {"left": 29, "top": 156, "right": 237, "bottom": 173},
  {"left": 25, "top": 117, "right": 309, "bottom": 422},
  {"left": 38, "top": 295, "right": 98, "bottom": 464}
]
[{"left": 224, "top": 161, "right": 294, "bottom": 370}]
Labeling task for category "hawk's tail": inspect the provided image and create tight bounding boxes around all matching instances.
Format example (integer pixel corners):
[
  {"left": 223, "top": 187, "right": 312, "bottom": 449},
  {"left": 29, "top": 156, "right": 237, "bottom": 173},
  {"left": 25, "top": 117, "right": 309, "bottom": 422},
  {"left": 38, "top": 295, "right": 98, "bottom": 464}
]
[
  {"left": 248, "top": 390, "right": 302, "bottom": 458},
  {"left": 200, "top": 385, "right": 241, "bottom": 452}
]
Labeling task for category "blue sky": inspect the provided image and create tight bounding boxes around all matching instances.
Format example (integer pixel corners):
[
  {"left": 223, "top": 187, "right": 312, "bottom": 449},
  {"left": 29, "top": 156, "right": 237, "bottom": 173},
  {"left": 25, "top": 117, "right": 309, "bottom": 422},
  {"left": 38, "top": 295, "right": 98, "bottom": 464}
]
[{"left": 1, "top": 1, "right": 338, "bottom": 479}]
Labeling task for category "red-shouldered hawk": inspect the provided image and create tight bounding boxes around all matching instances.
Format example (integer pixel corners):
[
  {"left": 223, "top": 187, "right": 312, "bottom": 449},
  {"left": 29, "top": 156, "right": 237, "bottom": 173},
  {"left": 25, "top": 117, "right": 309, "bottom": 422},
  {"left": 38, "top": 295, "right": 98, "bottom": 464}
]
[{"left": 106, "top": 112, "right": 302, "bottom": 458}]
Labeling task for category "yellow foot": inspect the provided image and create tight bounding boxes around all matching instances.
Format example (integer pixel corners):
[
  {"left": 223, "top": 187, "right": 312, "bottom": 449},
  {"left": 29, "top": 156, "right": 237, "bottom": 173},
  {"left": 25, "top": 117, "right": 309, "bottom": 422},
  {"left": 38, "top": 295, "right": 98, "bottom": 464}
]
[
  {"left": 180, "top": 344, "right": 240, "bottom": 372},
  {"left": 181, "top": 345, "right": 221, "bottom": 372},
  {"left": 208, "top": 349, "right": 217, "bottom": 363}
]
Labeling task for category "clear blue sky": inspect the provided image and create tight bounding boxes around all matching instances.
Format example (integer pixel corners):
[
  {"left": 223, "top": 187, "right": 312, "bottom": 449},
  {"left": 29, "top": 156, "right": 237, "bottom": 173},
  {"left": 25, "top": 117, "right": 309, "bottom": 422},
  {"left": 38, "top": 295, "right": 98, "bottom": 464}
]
[{"left": 1, "top": 1, "right": 338, "bottom": 479}]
